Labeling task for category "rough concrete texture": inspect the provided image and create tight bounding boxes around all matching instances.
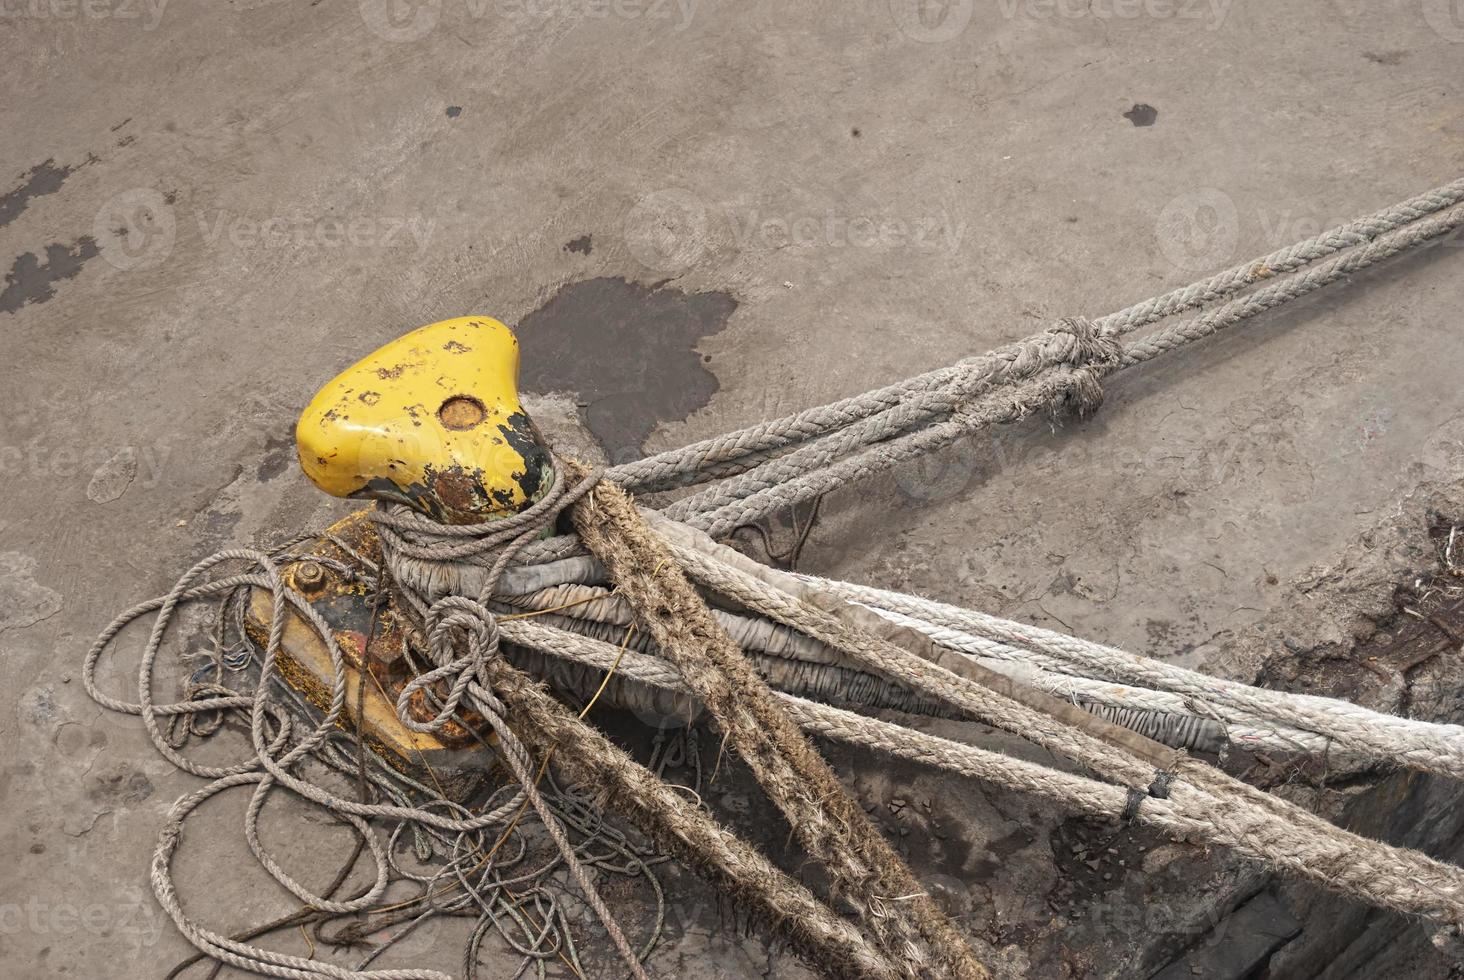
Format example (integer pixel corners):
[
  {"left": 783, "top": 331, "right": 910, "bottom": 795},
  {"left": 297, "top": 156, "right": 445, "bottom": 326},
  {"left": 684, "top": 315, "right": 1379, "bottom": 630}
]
[{"left": 3, "top": 1, "right": 1464, "bottom": 977}]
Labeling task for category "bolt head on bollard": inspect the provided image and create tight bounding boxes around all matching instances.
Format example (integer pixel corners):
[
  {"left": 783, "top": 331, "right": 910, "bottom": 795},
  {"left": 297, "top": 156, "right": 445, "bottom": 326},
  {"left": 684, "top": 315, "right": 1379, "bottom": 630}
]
[{"left": 292, "top": 560, "right": 328, "bottom": 594}]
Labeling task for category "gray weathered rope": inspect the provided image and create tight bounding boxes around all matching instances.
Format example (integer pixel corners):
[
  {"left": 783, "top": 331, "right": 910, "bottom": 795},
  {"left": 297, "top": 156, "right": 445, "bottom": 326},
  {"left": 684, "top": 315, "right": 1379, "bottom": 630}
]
[
  {"left": 378, "top": 467, "right": 651, "bottom": 979},
  {"left": 661, "top": 318, "right": 1121, "bottom": 526},
  {"left": 378, "top": 463, "right": 906, "bottom": 977},
  {"left": 468, "top": 644, "right": 901, "bottom": 979},
  {"left": 498, "top": 549, "right": 1464, "bottom": 928},
  {"left": 652, "top": 522, "right": 1464, "bottom": 922},
  {"left": 606, "top": 178, "right": 1464, "bottom": 499},
  {"left": 394, "top": 515, "right": 1464, "bottom": 770},
  {"left": 819, "top": 577, "right": 1464, "bottom": 779},
  {"left": 502, "top": 186, "right": 1464, "bottom": 561},
  {"left": 673, "top": 201, "right": 1464, "bottom": 537},
  {"left": 393, "top": 493, "right": 1464, "bottom": 779},
  {"left": 87, "top": 544, "right": 660, "bottom": 978}
]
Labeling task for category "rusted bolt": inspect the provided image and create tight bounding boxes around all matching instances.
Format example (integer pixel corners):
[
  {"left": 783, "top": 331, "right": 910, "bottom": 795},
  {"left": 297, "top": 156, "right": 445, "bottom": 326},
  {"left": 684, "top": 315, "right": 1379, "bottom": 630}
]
[
  {"left": 293, "top": 560, "right": 328, "bottom": 594},
  {"left": 438, "top": 395, "right": 487, "bottom": 430}
]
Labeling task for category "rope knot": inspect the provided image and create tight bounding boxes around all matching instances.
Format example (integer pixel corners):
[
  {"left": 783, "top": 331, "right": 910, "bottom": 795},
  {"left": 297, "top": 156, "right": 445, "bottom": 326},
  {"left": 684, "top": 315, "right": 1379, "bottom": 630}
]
[
  {"left": 1049, "top": 316, "right": 1123, "bottom": 367},
  {"left": 396, "top": 594, "right": 505, "bottom": 734},
  {"left": 376, "top": 460, "right": 607, "bottom": 734},
  {"left": 1046, "top": 317, "right": 1123, "bottom": 419}
]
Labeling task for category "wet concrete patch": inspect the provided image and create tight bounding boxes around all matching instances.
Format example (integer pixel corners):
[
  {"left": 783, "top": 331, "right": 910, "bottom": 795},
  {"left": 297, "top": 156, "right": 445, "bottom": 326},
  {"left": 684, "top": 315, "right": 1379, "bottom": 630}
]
[
  {"left": 0, "top": 237, "right": 101, "bottom": 314},
  {"left": 515, "top": 277, "right": 737, "bottom": 459},
  {"left": 256, "top": 432, "right": 296, "bottom": 482},
  {"left": 0, "top": 159, "right": 77, "bottom": 229}
]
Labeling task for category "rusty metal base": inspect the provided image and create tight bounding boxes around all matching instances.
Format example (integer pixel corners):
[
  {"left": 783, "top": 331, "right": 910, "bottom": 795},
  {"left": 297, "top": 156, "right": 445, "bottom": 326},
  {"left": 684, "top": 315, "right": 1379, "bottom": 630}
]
[{"left": 243, "top": 509, "right": 496, "bottom": 800}]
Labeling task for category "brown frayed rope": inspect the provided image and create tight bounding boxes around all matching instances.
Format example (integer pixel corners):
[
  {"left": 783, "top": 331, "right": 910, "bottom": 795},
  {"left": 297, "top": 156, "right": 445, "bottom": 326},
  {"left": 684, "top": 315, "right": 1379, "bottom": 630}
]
[
  {"left": 565, "top": 461, "right": 989, "bottom": 980},
  {"left": 378, "top": 463, "right": 903, "bottom": 978},
  {"left": 474, "top": 654, "right": 902, "bottom": 980}
]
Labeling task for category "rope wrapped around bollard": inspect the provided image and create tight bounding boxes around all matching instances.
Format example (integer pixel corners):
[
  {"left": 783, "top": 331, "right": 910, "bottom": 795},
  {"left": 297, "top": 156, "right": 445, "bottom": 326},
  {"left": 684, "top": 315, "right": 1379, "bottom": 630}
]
[{"left": 84, "top": 176, "right": 1464, "bottom": 977}]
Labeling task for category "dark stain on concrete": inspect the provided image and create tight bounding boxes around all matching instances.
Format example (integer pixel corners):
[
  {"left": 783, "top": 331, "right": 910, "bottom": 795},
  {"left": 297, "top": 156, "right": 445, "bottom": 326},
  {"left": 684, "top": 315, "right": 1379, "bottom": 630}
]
[
  {"left": 256, "top": 432, "right": 296, "bottom": 482},
  {"left": 564, "top": 234, "right": 593, "bottom": 255},
  {"left": 0, "top": 160, "right": 76, "bottom": 229},
  {"left": 445, "top": 105, "right": 463, "bottom": 118},
  {"left": 1123, "top": 103, "right": 1158, "bottom": 127},
  {"left": 86, "top": 764, "right": 154, "bottom": 808},
  {"left": 0, "top": 238, "right": 101, "bottom": 314},
  {"left": 194, "top": 507, "right": 244, "bottom": 556},
  {"left": 515, "top": 277, "right": 737, "bottom": 459},
  {"left": 1363, "top": 50, "right": 1406, "bottom": 66}
]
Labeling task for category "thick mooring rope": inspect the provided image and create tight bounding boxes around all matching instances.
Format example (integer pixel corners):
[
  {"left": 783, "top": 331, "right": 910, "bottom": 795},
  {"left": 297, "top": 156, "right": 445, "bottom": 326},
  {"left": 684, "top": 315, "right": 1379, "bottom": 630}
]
[
  {"left": 87, "top": 176, "right": 1464, "bottom": 978},
  {"left": 499, "top": 610, "right": 1464, "bottom": 927},
  {"left": 565, "top": 463, "right": 987, "bottom": 979},
  {"left": 670, "top": 200, "right": 1464, "bottom": 539},
  {"left": 609, "top": 177, "right": 1464, "bottom": 498},
  {"left": 656, "top": 524, "right": 1464, "bottom": 926},
  {"left": 819, "top": 577, "right": 1464, "bottom": 777},
  {"left": 378, "top": 471, "right": 908, "bottom": 978},
  {"left": 499, "top": 178, "right": 1464, "bottom": 558}
]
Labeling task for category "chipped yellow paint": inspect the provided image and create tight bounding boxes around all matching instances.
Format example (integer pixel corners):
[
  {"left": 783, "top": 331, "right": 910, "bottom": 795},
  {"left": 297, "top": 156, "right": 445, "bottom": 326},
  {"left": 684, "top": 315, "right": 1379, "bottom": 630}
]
[{"left": 296, "top": 316, "right": 553, "bottom": 523}]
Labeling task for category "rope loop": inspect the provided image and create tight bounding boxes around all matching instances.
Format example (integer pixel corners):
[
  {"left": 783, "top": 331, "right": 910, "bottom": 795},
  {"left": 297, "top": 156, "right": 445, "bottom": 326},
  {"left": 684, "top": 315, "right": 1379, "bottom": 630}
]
[{"left": 395, "top": 595, "right": 505, "bottom": 734}]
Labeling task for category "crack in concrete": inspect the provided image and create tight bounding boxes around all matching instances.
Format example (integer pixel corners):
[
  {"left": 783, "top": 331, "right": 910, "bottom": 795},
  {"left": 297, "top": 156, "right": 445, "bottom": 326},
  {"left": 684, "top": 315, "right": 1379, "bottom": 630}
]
[{"left": 0, "top": 552, "right": 63, "bottom": 635}]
